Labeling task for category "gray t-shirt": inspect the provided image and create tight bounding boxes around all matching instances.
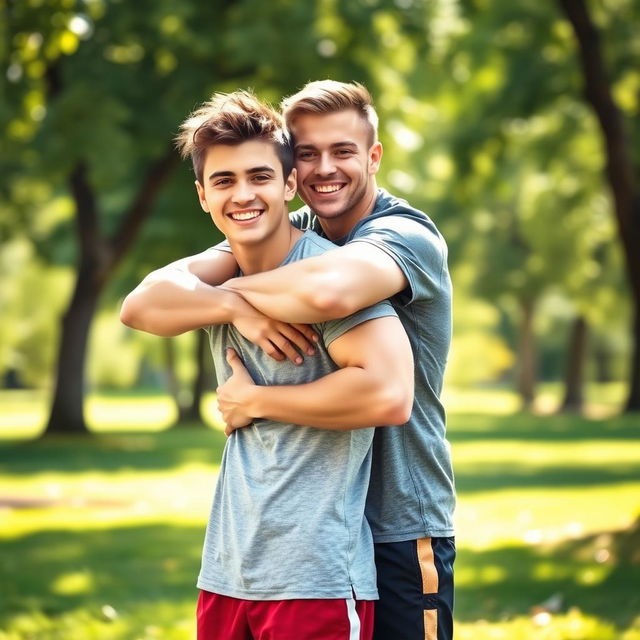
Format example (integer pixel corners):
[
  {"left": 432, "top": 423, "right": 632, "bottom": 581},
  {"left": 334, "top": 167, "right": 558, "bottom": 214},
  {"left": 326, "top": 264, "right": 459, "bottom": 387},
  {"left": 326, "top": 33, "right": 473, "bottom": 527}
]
[
  {"left": 291, "top": 189, "right": 455, "bottom": 542},
  {"left": 199, "top": 230, "right": 397, "bottom": 600}
]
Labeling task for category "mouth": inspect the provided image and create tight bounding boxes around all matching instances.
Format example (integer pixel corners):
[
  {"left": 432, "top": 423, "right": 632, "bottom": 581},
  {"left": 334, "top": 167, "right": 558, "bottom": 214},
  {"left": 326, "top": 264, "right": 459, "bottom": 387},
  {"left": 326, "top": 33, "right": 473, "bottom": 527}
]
[
  {"left": 310, "top": 183, "right": 345, "bottom": 194},
  {"left": 227, "top": 209, "right": 264, "bottom": 222}
]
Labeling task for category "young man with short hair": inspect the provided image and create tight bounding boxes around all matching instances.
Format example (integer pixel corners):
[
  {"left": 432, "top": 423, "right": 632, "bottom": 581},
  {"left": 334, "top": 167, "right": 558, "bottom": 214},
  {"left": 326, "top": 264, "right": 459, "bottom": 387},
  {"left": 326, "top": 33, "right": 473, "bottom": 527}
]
[
  {"left": 122, "top": 80, "right": 455, "bottom": 640},
  {"left": 131, "top": 90, "right": 414, "bottom": 640}
]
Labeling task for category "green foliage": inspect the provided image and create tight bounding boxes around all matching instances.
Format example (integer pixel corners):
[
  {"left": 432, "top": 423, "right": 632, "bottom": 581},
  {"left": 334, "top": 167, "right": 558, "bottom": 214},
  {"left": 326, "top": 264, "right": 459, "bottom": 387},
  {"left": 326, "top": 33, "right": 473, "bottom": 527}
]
[
  {"left": 1, "top": 0, "right": 637, "bottom": 403},
  {"left": 0, "top": 239, "right": 73, "bottom": 386}
]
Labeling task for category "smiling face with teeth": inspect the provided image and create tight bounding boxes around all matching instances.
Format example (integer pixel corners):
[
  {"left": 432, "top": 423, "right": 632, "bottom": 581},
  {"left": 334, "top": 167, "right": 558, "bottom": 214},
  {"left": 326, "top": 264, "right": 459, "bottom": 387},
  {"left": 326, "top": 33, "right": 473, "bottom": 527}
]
[
  {"left": 195, "top": 140, "right": 297, "bottom": 272},
  {"left": 291, "top": 109, "right": 382, "bottom": 240}
]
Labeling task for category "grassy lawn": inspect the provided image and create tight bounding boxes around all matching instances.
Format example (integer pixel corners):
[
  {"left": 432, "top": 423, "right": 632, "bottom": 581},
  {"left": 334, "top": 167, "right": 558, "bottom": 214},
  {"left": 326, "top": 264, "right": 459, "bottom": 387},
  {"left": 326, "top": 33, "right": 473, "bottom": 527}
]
[{"left": 0, "top": 387, "right": 639, "bottom": 639}]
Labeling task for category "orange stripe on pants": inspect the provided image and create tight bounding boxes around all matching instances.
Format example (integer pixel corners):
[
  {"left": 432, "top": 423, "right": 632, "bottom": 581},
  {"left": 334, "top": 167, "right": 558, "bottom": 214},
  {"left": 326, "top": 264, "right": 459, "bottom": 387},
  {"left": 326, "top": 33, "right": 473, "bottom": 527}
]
[{"left": 417, "top": 538, "right": 438, "bottom": 640}]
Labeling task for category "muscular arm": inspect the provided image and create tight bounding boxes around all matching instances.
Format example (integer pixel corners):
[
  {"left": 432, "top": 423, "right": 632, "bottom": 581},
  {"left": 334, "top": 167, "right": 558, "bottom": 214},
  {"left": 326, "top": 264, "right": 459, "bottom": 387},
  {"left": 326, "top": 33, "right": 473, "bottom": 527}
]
[
  {"left": 223, "top": 241, "right": 408, "bottom": 323},
  {"left": 120, "top": 248, "right": 240, "bottom": 337},
  {"left": 217, "top": 315, "right": 414, "bottom": 432},
  {"left": 120, "top": 249, "right": 318, "bottom": 361}
]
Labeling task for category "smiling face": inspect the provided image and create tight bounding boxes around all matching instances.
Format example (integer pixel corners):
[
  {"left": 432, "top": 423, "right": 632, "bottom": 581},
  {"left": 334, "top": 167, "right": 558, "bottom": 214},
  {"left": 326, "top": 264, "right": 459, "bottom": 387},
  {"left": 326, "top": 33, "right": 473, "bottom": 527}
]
[
  {"left": 291, "top": 109, "right": 382, "bottom": 239},
  {"left": 195, "top": 139, "right": 296, "bottom": 252}
]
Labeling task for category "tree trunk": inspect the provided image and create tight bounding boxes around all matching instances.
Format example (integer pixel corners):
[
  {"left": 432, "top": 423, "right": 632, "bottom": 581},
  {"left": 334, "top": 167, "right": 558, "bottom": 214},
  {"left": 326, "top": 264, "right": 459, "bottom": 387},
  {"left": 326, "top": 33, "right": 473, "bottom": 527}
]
[
  {"left": 627, "top": 302, "right": 640, "bottom": 411},
  {"left": 45, "top": 267, "right": 102, "bottom": 434},
  {"left": 592, "top": 336, "right": 612, "bottom": 383},
  {"left": 560, "top": 315, "right": 589, "bottom": 413},
  {"left": 42, "top": 151, "right": 178, "bottom": 437},
  {"left": 163, "top": 337, "right": 189, "bottom": 422},
  {"left": 558, "top": 0, "right": 640, "bottom": 411},
  {"left": 180, "top": 329, "right": 209, "bottom": 424},
  {"left": 517, "top": 299, "right": 536, "bottom": 410}
]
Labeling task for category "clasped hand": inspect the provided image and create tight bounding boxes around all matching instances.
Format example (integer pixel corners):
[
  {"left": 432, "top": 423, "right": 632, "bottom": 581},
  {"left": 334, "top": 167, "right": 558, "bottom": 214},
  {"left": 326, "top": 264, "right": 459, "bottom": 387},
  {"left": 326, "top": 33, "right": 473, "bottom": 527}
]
[{"left": 217, "top": 348, "right": 257, "bottom": 436}]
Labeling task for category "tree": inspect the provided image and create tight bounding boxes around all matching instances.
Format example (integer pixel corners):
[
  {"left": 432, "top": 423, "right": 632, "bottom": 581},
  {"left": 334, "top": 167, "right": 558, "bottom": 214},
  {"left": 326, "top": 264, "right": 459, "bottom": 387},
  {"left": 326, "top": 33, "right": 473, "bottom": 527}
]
[
  {"left": 3, "top": 0, "right": 430, "bottom": 434},
  {"left": 557, "top": 0, "right": 640, "bottom": 411}
]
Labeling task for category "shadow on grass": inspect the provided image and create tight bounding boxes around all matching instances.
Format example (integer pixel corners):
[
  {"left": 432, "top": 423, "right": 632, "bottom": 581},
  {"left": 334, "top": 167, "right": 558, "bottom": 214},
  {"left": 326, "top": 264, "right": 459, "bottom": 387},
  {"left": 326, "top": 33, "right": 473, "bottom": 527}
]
[
  {"left": 2, "top": 520, "right": 639, "bottom": 634},
  {"left": 455, "top": 521, "right": 640, "bottom": 630},
  {"left": 0, "top": 426, "right": 227, "bottom": 475},
  {"left": 447, "top": 413, "right": 639, "bottom": 442},
  {"left": 2, "top": 523, "right": 203, "bottom": 611},
  {"left": 455, "top": 463, "right": 640, "bottom": 493},
  {"left": 1, "top": 523, "right": 203, "bottom": 637}
]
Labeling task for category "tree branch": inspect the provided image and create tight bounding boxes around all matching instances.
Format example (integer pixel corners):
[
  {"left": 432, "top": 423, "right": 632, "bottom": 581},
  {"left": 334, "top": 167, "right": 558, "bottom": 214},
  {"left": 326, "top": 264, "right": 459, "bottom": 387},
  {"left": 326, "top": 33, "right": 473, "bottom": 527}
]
[
  {"left": 109, "top": 146, "right": 180, "bottom": 269},
  {"left": 557, "top": 0, "right": 637, "bottom": 269}
]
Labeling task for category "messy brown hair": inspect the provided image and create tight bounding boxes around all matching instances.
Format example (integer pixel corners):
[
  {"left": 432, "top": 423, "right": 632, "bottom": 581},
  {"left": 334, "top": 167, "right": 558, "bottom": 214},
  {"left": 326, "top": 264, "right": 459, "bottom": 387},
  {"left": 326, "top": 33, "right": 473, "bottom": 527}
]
[
  {"left": 281, "top": 80, "right": 379, "bottom": 146},
  {"left": 175, "top": 90, "right": 294, "bottom": 183}
]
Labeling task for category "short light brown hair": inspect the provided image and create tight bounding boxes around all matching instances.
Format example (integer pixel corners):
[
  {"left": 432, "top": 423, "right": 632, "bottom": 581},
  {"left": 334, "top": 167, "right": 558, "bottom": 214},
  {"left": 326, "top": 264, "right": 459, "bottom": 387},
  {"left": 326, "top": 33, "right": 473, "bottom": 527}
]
[
  {"left": 175, "top": 90, "right": 294, "bottom": 184},
  {"left": 281, "top": 80, "right": 379, "bottom": 146}
]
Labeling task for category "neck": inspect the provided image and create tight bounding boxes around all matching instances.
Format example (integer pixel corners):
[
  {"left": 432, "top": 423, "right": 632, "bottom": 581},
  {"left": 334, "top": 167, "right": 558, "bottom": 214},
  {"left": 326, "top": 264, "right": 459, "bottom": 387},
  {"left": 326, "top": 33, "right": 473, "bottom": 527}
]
[
  {"left": 319, "top": 180, "right": 378, "bottom": 242},
  {"left": 230, "top": 224, "right": 303, "bottom": 275}
]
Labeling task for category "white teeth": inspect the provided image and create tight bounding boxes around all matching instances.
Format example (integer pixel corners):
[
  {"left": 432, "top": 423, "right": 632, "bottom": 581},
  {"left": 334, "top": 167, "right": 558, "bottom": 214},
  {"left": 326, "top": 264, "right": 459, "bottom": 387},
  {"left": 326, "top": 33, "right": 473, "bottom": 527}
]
[
  {"left": 314, "top": 184, "right": 342, "bottom": 193},
  {"left": 230, "top": 210, "right": 261, "bottom": 221}
]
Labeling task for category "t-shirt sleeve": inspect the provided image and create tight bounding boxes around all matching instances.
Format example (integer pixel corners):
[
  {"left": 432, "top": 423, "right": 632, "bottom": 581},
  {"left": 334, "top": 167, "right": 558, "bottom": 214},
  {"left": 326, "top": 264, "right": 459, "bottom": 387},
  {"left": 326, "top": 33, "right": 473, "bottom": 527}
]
[
  {"left": 320, "top": 301, "right": 397, "bottom": 347},
  {"left": 211, "top": 239, "right": 232, "bottom": 253},
  {"left": 349, "top": 214, "right": 448, "bottom": 306}
]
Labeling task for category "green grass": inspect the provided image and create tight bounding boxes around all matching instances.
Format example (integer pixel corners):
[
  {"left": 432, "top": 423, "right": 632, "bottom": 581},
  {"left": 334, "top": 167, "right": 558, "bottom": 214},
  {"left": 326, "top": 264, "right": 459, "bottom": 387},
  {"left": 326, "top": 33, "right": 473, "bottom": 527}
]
[{"left": 0, "top": 388, "right": 639, "bottom": 639}]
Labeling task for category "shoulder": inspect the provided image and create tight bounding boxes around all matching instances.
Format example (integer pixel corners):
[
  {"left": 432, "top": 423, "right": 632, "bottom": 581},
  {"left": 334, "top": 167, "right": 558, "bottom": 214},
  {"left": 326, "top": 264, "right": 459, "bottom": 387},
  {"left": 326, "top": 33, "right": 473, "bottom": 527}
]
[
  {"left": 351, "top": 190, "right": 447, "bottom": 260},
  {"left": 291, "top": 231, "right": 338, "bottom": 260}
]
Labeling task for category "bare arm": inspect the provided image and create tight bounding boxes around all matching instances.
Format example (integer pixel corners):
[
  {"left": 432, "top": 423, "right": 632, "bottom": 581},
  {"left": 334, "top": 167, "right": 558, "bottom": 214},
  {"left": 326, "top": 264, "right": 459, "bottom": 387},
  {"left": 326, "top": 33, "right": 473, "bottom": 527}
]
[
  {"left": 223, "top": 242, "right": 408, "bottom": 323},
  {"left": 120, "top": 249, "right": 239, "bottom": 336},
  {"left": 120, "top": 249, "right": 317, "bottom": 362},
  {"left": 217, "top": 315, "right": 414, "bottom": 433}
]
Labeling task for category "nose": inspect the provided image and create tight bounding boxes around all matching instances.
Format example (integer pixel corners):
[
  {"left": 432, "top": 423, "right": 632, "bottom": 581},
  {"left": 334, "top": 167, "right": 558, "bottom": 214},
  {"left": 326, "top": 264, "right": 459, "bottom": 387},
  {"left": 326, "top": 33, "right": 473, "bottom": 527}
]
[
  {"left": 232, "top": 181, "right": 255, "bottom": 205},
  {"left": 316, "top": 152, "right": 337, "bottom": 176}
]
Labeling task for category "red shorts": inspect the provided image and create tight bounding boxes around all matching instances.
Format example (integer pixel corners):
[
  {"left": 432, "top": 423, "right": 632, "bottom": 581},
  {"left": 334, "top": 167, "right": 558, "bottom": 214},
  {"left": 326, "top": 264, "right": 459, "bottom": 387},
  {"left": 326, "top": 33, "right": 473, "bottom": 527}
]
[{"left": 197, "top": 590, "right": 374, "bottom": 640}]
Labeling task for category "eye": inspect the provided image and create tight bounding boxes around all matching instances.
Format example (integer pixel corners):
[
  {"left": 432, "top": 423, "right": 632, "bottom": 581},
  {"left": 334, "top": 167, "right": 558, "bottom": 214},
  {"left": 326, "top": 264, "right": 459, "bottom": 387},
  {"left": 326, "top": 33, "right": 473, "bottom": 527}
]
[
  {"left": 252, "top": 174, "right": 271, "bottom": 183},
  {"left": 213, "top": 178, "right": 232, "bottom": 187},
  {"left": 296, "top": 150, "right": 316, "bottom": 160},
  {"left": 335, "top": 148, "right": 355, "bottom": 157}
]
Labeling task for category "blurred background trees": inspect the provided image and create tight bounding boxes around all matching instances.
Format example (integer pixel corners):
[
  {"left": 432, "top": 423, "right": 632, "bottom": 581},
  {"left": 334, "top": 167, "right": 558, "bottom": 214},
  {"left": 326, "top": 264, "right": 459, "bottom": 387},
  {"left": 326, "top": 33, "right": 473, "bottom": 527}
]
[{"left": 1, "top": 0, "right": 638, "bottom": 436}]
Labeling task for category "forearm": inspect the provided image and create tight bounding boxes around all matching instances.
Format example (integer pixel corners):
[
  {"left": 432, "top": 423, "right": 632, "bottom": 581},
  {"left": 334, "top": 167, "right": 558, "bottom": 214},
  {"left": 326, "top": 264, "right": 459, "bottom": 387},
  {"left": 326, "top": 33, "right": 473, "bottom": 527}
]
[
  {"left": 245, "top": 367, "right": 411, "bottom": 430},
  {"left": 224, "top": 261, "right": 342, "bottom": 324},
  {"left": 224, "top": 243, "right": 408, "bottom": 323},
  {"left": 120, "top": 270, "right": 240, "bottom": 336}
]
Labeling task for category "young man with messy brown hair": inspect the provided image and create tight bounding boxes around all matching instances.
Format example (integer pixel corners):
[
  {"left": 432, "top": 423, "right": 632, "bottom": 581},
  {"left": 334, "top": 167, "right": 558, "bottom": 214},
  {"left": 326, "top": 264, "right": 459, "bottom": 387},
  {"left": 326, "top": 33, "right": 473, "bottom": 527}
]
[
  {"left": 125, "top": 89, "right": 413, "bottom": 639},
  {"left": 122, "top": 80, "right": 455, "bottom": 640}
]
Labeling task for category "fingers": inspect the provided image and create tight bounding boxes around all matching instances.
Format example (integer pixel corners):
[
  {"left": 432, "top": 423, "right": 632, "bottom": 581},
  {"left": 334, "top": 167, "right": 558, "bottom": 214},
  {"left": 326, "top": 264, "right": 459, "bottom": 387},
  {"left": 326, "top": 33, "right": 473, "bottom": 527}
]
[
  {"left": 283, "top": 324, "right": 319, "bottom": 357},
  {"left": 292, "top": 323, "right": 319, "bottom": 347},
  {"left": 225, "top": 348, "right": 245, "bottom": 369},
  {"left": 269, "top": 337, "right": 303, "bottom": 365},
  {"left": 260, "top": 324, "right": 318, "bottom": 364}
]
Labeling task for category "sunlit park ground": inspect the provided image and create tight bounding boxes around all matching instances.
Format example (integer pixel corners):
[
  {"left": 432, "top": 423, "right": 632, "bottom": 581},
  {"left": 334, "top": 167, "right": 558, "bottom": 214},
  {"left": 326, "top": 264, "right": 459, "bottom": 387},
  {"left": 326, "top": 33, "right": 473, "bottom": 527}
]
[{"left": 1, "top": 385, "right": 639, "bottom": 639}]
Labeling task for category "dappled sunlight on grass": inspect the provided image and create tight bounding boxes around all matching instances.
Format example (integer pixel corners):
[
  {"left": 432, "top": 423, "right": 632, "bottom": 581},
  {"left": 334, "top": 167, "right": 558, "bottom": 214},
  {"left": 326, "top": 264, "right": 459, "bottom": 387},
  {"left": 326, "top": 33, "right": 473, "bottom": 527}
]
[
  {"left": 443, "top": 386, "right": 521, "bottom": 415},
  {"left": 87, "top": 395, "right": 177, "bottom": 432},
  {"left": 456, "top": 610, "right": 640, "bottom": 640},
  {"left": 443, "top": 382, "right": 627, "bottom": 417},
  {"left": 0, "top": 390, "right": 638, "bottom": 638},
  {"left": 0, "top": 390, "right": 226, "bottom": 439},
  {"left": 456, "top": 484, "right": 639, "bottom": 549}
]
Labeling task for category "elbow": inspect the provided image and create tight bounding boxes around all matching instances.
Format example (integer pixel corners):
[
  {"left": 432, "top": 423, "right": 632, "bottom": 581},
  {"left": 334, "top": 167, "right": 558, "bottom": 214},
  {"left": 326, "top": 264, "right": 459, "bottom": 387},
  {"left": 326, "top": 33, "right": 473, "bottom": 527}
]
[
  {"left": 120, "top": 294, "right": 177, "bottom": 337},
  {"left": 307, "top": 291, "right": 353, "bottom": 319},
  {"left": 306, "top": 272, "right": 359, "bottom": 319},
  {"left": 383, "top": 393, "right": 413, "bottom": 426},
  {"left": 119, "top": 294, "right": 141, "bottom": 329},
  {"left": 375, "top": 379, "right": 414, "bottom": 426}
]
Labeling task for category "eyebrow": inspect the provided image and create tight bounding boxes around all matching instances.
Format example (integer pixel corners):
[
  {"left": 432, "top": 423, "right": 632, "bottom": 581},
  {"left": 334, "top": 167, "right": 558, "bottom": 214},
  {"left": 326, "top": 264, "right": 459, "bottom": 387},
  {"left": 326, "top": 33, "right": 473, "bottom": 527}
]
[
  {"left": 207, "top": 165, "right": 276, "bottom": 182},
  {"left": 294, "top": 141, "right": 358, "bottom": 151}
]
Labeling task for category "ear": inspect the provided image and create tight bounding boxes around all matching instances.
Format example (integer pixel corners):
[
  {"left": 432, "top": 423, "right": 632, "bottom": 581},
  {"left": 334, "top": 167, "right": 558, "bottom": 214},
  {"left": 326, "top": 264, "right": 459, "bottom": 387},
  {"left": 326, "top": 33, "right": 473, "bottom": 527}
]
[
  {"left": 284, "top": 168, "right": 297, "bottom": 203},
  {"left": 195, "top": 180, "right": 209, "bottom": 212},
  {"left": 368, "top": 142, "right": 383, "bottom": 175}
]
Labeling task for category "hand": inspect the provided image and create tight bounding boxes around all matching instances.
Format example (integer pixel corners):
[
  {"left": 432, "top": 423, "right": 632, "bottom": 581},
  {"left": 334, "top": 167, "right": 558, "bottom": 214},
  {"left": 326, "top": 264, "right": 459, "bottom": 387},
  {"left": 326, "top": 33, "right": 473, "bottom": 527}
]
[
  {"left": 217, "top": 349, "right": 257, "bottom": 436},
  {"left": 225, "top": 289, "right": 317, "bottom": 364}
]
